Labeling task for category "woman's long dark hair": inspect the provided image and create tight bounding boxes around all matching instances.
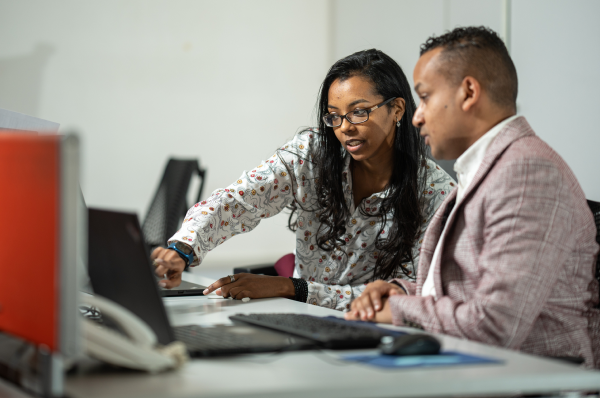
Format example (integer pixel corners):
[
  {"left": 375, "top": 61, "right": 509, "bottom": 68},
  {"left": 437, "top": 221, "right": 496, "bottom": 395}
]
[{"left": 288, "top": 49, "right": 427, "bottom": 281}]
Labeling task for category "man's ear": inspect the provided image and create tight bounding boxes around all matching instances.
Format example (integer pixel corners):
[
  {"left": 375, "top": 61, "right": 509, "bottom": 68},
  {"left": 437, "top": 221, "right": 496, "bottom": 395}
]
[
  {"left": 393, "top": 97, "right": 406, "bottom": 121},
  {"left": 459, "top": 76, "right": 481, "bottom": 112}
]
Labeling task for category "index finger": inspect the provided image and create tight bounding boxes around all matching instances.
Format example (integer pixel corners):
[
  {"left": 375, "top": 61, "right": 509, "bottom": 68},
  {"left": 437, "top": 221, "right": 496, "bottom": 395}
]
[
  {"left": 203, "top": 274, "right": 235, "bottom": 295},
  {"left": 152, "top": 255, "right": 184, "bottom": 272},
  {"left": 369, "top": 288, "right": 384, "bottom": 311},
  {"left": 159, "top": 273, "right": 182, "bottom": 289},
  {"left": 359, "top": 294, "right": 376, "bottom": 320},
  {"left": 344, "top": 310, "right": 360, "bottom": 321},
  {"left": 151, "top": 247, "right": 166, "bottom": 260}
]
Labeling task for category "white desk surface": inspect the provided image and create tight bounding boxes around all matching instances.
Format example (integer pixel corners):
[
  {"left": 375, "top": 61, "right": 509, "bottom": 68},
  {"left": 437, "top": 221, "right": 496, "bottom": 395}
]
[{"left": 64, "top": 273, "right": 600, "bottom": 398}]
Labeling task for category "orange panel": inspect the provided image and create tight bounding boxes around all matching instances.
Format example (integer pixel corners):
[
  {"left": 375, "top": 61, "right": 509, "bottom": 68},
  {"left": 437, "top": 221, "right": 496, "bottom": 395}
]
[{"left": 0, "top": 132, "right": 59, "bottom": 351}]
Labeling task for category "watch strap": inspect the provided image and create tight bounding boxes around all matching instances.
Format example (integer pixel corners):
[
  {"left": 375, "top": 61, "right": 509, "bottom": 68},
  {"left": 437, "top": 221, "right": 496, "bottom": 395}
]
[{"left": 167, "top": 242, "right": 194, "bottom": 270}]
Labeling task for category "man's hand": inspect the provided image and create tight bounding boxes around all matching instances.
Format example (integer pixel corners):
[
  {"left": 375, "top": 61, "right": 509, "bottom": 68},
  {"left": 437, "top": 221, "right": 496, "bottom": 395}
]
[
  {"left": 203, "top": 273, "right": 295, "bottom": 300},
  {"left": 151, "top": 247, "right": 186, "bottom": 289},
  {"left": 344, "top": 296, "right": 394, "bottom": 323},
  {"left": 346, "top": 280, "right": 405, "bottom": 321}
]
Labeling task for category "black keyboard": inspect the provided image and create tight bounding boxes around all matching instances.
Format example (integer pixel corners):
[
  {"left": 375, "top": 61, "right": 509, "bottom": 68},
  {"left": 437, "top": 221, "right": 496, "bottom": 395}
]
[
  {"left": 172, "top": 324, "right": 314, "bottom": 357},
  {"left": 229, "top": 313, "right": 403, "bottom": 349}
]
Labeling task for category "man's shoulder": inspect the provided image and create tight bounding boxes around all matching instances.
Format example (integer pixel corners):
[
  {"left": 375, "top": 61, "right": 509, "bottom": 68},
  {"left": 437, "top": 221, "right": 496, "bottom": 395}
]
[
  {"left": 497, "top": 131, "right": 575, "bottom": 183},
  {"left": 481, "top": 128, "right": 586, "bottom": 209},
  {"left": 490, "top": 116, "right": 566, "bottom": 169}
]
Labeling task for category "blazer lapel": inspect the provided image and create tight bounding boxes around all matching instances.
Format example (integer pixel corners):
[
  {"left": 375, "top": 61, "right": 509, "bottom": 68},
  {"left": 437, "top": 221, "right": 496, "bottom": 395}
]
[{"left": 454, "top": 116, "right": 535, "bottom": 207}]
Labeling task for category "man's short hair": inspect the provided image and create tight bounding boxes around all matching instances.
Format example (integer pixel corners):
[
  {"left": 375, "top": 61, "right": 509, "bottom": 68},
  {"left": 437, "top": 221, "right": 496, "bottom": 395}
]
[{"left": 420, "top": 26, "right": 518, "bottom": 111}]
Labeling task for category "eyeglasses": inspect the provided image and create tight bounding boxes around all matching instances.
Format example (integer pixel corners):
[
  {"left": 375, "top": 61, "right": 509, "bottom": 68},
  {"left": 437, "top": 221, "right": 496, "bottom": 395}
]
[{"left": 322, "top": 97, "right": 396, "bottom": 128}]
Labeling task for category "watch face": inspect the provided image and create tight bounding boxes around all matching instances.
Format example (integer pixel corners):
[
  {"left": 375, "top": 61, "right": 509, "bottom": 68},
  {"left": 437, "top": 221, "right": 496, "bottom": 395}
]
[{"left": 175, "top": 241, "right": 193, "bottom": 255}]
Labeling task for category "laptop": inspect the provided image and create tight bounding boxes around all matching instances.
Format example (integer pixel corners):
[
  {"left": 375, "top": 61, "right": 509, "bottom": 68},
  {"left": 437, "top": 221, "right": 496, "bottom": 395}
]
[
  {"left": 87, "top": 208, "right": 207, "bottom": 297},
  {"left": 158, "top": 278, "right": 207, "bottom": 297},
  {"left": 87, "top": 208, "right": 316, "bottom": 356}
]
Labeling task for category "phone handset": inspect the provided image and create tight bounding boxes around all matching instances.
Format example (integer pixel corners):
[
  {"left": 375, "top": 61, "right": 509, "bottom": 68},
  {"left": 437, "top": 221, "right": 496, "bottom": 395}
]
[{"left": 80, "top": 293, "right": 188, "bottom": 373}]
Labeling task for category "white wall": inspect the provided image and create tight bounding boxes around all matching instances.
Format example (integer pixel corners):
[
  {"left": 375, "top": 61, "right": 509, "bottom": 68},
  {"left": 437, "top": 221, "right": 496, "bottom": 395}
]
[
  {"left": 332, "top": 0, "right": 600, "bottom": 202},
  {"left": 332, "top": 0, "right": 504, "bottom": 69},
  {"left": 511, "top": 0, "right": 600, "bottom": 201},
  {"left": 0, "top": 0, "right": 330, "bottom": 272},
  {"left": 0, "top": 0, "right": 598, "bottom": 275},
  {"left": 331, "top": 0, "right": 505, "bottom": 179}
]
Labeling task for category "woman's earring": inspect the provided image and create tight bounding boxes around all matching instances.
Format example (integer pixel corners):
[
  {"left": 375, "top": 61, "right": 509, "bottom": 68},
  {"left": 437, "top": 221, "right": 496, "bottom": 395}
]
[{"left": 396, "top": 118, "right": 401, "bottom": 128}]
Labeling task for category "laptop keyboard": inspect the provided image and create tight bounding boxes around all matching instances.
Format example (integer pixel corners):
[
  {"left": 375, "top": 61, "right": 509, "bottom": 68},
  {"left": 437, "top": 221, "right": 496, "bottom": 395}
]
[
  {"left": 172, "top": 324, "right": 312, "bottom": 356},
  {"left": 229, "top": 313, "right": 402, "bottom": 349}
]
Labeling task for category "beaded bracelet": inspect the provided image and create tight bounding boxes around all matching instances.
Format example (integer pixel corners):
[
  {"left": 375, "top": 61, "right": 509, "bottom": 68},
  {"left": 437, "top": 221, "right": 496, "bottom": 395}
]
[{"left": 288, "top": 277, "right": 308, "bottom": 303}]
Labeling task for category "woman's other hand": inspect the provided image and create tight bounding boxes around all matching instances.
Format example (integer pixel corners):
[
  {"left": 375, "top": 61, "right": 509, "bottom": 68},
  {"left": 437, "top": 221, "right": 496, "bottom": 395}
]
[
  {"left": 345, "top": 280, "right": 405, "bottom": 322},
  {"left": 203, "top": 274, "right": 295, "bottom": 300},
  {"left": 151, "top": 247, "right": 186, "bottom": 289}
]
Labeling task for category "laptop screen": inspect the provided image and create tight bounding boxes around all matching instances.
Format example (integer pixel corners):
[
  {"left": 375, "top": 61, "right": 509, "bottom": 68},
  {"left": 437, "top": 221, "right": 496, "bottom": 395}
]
[{"left": 87, "top": 208, "right": 176, "bottom": 345}]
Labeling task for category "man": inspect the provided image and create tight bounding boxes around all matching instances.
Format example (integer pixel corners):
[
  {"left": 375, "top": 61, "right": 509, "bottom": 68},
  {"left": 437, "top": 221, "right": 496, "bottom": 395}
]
[{"left": 346, "top": 26, "right": 600, "bottom": 368}]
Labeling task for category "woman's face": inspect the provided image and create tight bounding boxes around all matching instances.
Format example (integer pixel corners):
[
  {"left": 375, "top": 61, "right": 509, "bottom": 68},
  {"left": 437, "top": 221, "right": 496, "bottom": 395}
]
[{"left": 327, "top": 76, "right": 405, "bottom": 164}]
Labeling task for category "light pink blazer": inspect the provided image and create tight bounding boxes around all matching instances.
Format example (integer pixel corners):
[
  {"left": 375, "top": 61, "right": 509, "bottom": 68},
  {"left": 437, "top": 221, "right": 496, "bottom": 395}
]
[{"left": 391, "top": 117, "right": 600, "bottom": 368}]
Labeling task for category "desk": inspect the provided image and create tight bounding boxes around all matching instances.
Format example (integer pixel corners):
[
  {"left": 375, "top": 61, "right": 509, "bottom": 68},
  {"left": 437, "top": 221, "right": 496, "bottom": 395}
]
[{"left": 63, "top": 272, "right": 600, "bottom": 398}]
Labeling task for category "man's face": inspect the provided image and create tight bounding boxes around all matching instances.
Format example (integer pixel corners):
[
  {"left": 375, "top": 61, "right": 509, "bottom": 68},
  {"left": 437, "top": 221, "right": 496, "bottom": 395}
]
[{"left": 412, "top": 48, "right": 468, "bottom": 160}]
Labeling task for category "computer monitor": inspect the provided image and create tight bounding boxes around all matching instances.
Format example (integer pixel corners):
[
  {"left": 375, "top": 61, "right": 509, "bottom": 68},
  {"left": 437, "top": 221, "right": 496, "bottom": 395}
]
[{"left": 0, "top": 132, "right": 82, "bottom": 397}]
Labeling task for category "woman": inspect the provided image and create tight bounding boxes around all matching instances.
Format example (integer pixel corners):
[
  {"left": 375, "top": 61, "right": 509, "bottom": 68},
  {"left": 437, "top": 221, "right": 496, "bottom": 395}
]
[{"left": 152, "top": 49, "right": 454, "bottom": 311}]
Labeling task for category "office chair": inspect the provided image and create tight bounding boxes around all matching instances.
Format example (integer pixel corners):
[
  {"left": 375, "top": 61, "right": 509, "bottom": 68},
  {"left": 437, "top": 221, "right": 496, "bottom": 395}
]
[
  {"left": 587, "top": 200, "right": 600, "bottom": 309},
  {"left": 142, "top": 158, "right": 206, "bottom": 251}
]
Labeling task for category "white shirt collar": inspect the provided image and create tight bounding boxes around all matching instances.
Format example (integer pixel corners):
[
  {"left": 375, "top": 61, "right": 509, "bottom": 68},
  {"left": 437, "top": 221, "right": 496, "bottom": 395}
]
[{"left": 453, "top": 115, "right": 519, "bottom": 203}]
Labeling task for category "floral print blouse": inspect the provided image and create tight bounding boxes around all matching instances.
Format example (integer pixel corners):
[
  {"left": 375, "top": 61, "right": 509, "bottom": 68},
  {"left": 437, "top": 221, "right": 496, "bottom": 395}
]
[{"left": 169, "top": 130, "right": 455, "bottom": 311}]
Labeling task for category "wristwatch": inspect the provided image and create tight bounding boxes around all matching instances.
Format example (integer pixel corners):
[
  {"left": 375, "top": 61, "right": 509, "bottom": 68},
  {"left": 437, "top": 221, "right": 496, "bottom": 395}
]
[{"left": 167, "top": 241, "right": 195, "bottom": 270}]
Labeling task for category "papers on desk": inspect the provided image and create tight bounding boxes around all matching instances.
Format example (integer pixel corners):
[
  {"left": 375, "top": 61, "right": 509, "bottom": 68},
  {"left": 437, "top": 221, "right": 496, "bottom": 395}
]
[{"left": 343, "top": 351, "right": 502, "bottom": 369}]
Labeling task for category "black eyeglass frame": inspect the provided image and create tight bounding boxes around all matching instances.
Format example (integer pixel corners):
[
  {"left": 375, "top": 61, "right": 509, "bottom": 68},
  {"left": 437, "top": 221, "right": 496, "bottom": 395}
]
[{"left": 323, "top": 97, "right": 397, "bottom": 128}]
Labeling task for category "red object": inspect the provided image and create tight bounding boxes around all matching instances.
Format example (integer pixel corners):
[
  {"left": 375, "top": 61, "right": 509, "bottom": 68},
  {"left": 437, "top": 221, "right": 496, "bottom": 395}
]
[
  {"left": 0, "top": 132, "right": 60, "bottom": 351},
  {"left": 274, "top": 253, "right": 295, "bottom": 278}
]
